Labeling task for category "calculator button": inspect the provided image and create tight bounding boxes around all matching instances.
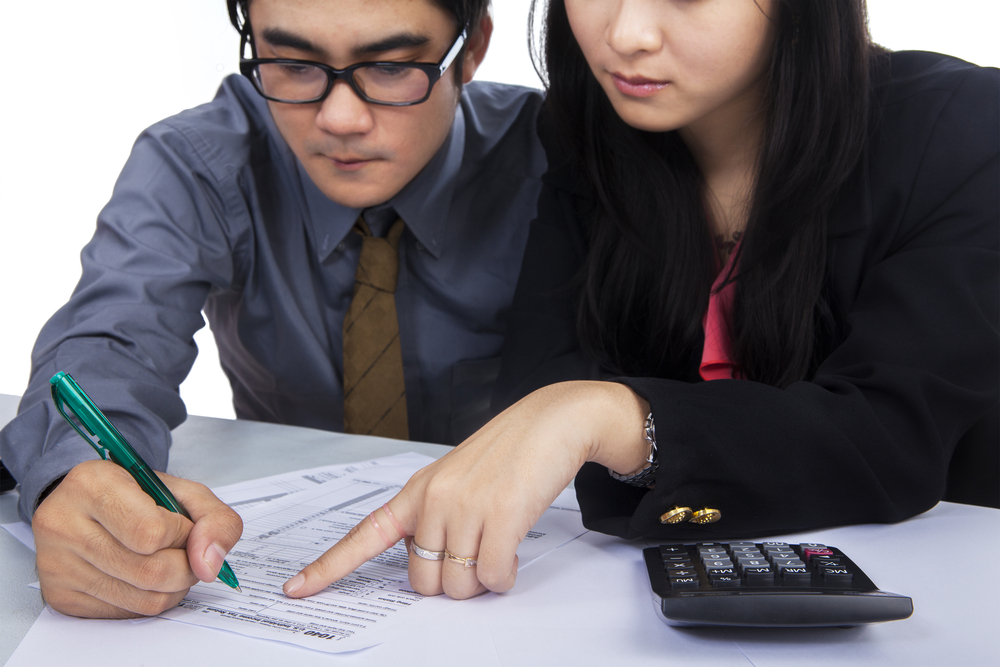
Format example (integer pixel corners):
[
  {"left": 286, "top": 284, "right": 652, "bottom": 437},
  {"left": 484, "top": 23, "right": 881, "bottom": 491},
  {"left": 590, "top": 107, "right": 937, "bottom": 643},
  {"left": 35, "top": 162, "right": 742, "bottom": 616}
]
[
  {"left": 781, "top": 567, "right": 811, "bottom": 582},
  {"left": 669, "top": 576, "right": 700, "bottom": 588},
  {"left": 710, "top": 575, "right": 742, "bottom": 587},
  {"left": 799, "top": 543, "right": 827, "bottom": 549},
  {"left": 669, "top": 569, "right": 699, "bottom": 579},
  {"left": 730, "top": 546, "right": 761, "bottom": 554},
  {"left": 659, "top": 545, "right": 687, "bottom": 556},
  {"left": 698, "top": 547, "right": 728, "bottom": 556},
  {"left": 667, "top": 569, "right": 696, "bottom": 579},
  {"left": 802, "top": 548, "right": 834, "bottom": 561},
  {"left": 771, "top": 557, "right": 805, "bottom": 569},
  {"left": 666, "top": 563, "right": 696, "bottom": 571},
  {"left": 662, "top": 555, "right": 691, "bottom": 563},
  {"left": 743, "top": 566, "right": 774, "bottom": 580},
  {"left": 766, "top": 551, "right": 796, "bottom": 561},
  {"left": 812, "top": 558, "right": 841, "bottom": 567},
  {"left": 728, "top": 542, "right": 756, "bottom": 548},
  {"left": 708, "top": 567, "right": 737, "bottom": 577},
  {"left": 766, "top": 549, "right": 795, "bottom": 558},
  {"left": 737, "top": 558, "right": 769, "bottom": 570},
  {"left": 822, "top": 567, "right": 853, "bottom": 581},
  {"left": 703, "top": 559, "right": 734, "bottom": 570}
]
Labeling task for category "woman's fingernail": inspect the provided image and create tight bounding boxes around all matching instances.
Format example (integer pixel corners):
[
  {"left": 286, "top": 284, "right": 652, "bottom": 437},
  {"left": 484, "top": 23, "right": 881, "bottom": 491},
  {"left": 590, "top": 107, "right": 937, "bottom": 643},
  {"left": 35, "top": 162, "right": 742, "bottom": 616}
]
[
  {"left": 203, "top": 543, "right": 226, "bottom": 575},
  {"left": 284, "top": 573, "right": 305, "bottom": 596}
]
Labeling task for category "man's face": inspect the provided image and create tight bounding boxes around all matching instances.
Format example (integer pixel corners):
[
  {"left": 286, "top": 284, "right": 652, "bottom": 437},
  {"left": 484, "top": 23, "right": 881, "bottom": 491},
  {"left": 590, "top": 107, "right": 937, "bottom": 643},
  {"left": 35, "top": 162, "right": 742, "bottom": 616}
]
[{"left": 248, "top": 0, "right": 481, "bottom": 209}]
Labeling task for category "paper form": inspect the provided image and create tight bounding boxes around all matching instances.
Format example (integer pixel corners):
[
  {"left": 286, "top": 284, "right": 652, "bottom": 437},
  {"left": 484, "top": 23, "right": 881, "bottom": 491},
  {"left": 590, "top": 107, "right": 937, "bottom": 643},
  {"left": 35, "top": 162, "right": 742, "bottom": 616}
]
[
  {"left": 2, "top": 520, "right": 35, "bottom": 552},
  {"left": 212, "top": 452, "right": 429, "bottom": 512},
  {"left": 158, "top": 453, "right": 586, "bottom": 653}
]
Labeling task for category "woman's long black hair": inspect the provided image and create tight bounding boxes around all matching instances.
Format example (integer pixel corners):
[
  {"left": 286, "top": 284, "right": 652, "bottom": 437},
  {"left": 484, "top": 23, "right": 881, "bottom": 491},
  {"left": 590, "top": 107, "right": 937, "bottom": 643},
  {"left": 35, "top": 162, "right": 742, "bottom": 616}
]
[{"left": 531, "top": 0, "right": 875, "bottom": 387}]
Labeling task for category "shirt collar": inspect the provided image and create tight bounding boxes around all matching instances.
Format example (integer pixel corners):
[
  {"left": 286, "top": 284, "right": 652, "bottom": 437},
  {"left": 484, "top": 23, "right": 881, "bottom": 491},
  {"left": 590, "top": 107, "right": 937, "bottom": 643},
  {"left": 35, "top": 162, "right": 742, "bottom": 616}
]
[{"left": 296, "top": 101, "right": 466, "bottom": 262}]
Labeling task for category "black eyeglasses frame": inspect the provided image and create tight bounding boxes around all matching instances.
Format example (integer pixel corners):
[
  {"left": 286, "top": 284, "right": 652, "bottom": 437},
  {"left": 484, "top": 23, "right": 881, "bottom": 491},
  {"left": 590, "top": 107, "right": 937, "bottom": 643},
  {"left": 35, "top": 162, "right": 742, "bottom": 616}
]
[{"left": 238, "top": 27, "right": 468, "bottom": 107}]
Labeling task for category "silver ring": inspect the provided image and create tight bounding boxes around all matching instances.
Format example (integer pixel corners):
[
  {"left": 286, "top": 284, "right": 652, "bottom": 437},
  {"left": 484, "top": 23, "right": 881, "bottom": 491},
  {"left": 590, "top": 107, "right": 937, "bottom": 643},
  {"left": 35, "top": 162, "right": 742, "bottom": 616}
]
[
  {"left": 411, "top": 542, "right": 446, "bottom": 561},
  {"left": 445, "top": 549, "right": 478, "bottom": 568}
]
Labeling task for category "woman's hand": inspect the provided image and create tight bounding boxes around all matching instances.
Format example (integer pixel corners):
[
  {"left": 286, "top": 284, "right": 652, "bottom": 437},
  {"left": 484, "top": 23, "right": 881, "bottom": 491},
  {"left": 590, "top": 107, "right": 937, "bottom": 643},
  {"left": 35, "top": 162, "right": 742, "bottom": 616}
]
[{"left": 282, "top": 380, "right": 650, "bottom": 600}]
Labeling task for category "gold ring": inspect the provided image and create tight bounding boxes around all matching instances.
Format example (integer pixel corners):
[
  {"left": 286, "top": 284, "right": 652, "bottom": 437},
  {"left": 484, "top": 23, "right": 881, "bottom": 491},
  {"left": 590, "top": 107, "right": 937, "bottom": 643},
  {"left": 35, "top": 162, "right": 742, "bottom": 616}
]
[
  {"left": 444, "top": 549, "right": 478, "bottom": 568},
  {"left": 411, "top": 542, "right": 446, "bottom": 561},
  {"left": 660, "top": 507, "right": 693, "bottom": 524},
  {"left": 690, "top": 508, "right": 722, "bottom": 524}
]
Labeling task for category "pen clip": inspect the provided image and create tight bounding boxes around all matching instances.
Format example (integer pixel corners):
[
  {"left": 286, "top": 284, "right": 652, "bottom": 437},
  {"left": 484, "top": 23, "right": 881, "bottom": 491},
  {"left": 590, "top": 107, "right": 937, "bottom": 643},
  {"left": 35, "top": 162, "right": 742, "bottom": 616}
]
[{"left": 50, "top": 375, "right": 111, "bottom": 461}]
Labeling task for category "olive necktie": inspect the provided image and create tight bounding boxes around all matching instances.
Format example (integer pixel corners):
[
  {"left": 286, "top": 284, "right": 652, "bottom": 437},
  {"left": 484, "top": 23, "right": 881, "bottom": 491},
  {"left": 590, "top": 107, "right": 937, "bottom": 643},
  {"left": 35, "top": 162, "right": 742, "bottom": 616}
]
[{"left": 342, "top": 216, "right": 409, "bottom": 439}]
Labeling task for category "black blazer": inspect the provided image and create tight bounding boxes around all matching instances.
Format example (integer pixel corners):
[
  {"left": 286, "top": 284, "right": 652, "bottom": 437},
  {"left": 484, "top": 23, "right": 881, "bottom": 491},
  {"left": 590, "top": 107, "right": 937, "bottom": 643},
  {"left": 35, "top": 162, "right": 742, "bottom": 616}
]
[{"left": 494, "top": 51, "right": 999, "bottom": 540}]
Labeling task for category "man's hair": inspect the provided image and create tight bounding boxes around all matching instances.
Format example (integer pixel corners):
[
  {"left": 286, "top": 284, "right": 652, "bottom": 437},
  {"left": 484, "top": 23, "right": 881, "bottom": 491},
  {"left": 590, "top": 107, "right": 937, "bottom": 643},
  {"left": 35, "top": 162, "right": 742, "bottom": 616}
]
[{"left": 226, "top": 0, "right": 490, "bottom": 82}]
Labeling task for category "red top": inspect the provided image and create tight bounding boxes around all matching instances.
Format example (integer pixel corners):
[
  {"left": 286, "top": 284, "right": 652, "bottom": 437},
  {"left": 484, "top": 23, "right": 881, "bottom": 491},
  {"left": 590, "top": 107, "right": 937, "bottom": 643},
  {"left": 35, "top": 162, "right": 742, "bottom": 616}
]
[{"left": 700, "top": 247, "right": 741, "bottom": 381}]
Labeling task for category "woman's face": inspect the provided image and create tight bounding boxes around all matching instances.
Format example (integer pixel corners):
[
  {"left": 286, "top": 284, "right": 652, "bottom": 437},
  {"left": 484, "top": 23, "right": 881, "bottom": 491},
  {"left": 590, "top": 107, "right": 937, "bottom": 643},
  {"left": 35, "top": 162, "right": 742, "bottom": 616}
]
[{"left": 565, "top": 0, "right": 777, "bottom": 137}]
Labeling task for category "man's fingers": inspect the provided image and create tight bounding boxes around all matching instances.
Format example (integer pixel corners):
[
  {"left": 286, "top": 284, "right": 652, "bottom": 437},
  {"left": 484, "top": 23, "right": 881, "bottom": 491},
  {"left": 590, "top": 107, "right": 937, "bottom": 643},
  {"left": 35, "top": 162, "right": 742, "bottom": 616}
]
[
  {"left": 81, "top": 464, "right": 194, "bottom": 555},
  {"left": 284, "top": 504, "right": 405, "bottom": 598},
  {"left": 40, "top": 552, "right": 192, "bottom": 618},
  {"left": 45, "top": 590, "right": 147, "bottom": 620},
  {"left": 32, "top": 460, "right": 225, "bottom": 620},
  {"left": 56, "top": 582, "right": 190, "bottom": 618},
  {"left": 162, "top": 474, "right": 244, "bottom": 583},
  {"left": 41, "top": 524, "right": 198, "bottom": 593}
]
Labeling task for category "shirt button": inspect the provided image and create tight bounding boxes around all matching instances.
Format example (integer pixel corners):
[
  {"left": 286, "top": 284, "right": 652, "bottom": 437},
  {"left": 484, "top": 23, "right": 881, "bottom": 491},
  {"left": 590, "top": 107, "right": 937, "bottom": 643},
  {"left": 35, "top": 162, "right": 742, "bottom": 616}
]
[
  {"left": 336, "top": 241, "right": 346, "bottom": 252},
  {"left": 415, "top": 241, "right": 426, "bottom": 253}
]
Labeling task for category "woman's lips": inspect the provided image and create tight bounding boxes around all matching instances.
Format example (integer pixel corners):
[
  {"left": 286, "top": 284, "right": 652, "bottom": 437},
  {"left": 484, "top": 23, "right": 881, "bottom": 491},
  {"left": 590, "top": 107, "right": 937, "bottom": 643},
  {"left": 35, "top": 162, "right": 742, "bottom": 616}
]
[{"left": 612, "top": 73, "right": 669, "bottom": 98}]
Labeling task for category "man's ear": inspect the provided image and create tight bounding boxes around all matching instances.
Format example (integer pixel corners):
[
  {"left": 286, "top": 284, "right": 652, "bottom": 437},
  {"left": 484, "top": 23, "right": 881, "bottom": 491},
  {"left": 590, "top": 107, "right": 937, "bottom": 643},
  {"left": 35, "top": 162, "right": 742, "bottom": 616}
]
[{"left": 461, "top": 14, "right": 493, "bottom": 84}]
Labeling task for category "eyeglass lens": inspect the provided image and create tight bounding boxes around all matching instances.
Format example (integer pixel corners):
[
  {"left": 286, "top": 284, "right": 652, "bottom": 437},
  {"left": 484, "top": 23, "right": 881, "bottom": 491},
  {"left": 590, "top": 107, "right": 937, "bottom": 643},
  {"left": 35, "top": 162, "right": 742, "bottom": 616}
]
[{"left": 253, "top": 63, "right": 432, "bottom": 104}]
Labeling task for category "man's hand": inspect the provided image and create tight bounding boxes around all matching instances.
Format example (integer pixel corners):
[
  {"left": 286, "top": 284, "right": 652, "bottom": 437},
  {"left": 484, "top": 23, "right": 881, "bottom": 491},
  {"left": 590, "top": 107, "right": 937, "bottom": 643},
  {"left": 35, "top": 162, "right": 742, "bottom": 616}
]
[{"left": 32, "top": 459, "right": 243, "bottom": 618}]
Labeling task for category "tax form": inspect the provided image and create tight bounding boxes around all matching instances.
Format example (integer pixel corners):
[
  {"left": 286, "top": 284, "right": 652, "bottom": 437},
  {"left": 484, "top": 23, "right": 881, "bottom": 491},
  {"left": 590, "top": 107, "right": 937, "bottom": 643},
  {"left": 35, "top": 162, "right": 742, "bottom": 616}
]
[{"left": 158, "top": 453, "right": 586, "bottom": 653}]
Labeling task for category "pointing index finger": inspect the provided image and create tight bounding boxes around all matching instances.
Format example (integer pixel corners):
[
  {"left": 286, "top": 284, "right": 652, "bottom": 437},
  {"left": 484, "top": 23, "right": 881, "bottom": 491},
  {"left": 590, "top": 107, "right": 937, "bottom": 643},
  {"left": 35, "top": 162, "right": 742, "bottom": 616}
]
[{"left": 283, "top": 503, "right": 406, "bottom": 598}]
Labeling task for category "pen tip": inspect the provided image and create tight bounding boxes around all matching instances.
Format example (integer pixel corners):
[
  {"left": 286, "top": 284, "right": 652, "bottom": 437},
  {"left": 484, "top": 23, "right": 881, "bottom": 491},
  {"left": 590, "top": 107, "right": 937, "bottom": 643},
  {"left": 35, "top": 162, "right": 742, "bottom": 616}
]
[{"left": 236, "top": 585, "right": 243, "bottom": 593}]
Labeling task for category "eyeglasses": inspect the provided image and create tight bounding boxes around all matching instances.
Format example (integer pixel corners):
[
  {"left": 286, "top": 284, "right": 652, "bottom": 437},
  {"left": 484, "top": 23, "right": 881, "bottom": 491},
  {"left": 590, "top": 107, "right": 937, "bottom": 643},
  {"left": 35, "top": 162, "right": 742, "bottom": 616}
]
[{"left": 239, "top": 29, "right": 467, "bottom": 107}]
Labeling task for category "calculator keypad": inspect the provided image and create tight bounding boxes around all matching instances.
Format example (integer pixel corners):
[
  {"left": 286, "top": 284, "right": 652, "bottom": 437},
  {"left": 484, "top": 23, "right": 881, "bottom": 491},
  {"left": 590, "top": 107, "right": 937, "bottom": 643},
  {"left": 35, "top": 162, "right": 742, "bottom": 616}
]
[
  {"left": 645, "top": 541, "right": 913, "bottom": 627},
  {"left": 658, "top": 542, "right": 855, "bottom": 589}
]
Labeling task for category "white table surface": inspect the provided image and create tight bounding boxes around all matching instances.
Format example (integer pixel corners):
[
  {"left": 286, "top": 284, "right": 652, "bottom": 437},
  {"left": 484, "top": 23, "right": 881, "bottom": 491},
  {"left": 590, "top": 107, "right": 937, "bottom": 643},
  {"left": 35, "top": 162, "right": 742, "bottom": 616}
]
[{"left": 2, "top": 392, "right": 998, "bottom": 666}]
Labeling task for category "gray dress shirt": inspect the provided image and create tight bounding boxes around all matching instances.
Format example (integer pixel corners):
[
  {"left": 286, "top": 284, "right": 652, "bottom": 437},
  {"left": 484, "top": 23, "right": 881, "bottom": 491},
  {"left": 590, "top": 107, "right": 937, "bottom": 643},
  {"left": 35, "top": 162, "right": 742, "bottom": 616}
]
[{"left": 1, "top": 75, "right": 546, "bottom": 522}]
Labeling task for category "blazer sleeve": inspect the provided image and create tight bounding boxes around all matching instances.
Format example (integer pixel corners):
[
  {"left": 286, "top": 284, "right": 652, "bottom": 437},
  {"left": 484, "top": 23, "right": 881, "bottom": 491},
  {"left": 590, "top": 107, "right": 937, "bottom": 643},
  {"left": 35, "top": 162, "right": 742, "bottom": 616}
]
[{"left": 576, "top": 58, "right": 1000, "bottom": 539}]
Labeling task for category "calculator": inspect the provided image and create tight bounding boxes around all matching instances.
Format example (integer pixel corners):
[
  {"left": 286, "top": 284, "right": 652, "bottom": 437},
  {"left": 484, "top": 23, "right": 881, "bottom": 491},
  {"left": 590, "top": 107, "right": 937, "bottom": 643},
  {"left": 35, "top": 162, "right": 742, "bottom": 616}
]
[{"left": 644, "top": 542, "right": 913, "bottom": 627}]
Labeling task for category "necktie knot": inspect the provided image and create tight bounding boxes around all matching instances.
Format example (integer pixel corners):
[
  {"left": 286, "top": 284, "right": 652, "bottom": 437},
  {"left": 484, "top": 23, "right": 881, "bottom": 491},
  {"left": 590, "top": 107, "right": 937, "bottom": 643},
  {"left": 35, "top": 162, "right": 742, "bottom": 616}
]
[{"left": 353, "top": 218, "right": 404, "bottom": 293}]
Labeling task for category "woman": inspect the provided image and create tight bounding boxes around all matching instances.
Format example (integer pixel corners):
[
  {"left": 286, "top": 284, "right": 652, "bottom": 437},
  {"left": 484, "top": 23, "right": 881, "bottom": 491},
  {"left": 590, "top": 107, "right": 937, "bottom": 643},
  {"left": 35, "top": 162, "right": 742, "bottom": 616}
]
[{"left": 284, "top": 0, "right": 998, "bottom": 602}]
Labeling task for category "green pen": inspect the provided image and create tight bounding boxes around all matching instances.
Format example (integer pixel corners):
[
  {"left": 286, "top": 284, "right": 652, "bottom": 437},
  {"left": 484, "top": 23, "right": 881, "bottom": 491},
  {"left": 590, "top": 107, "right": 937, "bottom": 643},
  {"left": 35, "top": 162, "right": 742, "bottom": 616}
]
[{"left": 50, "top": 371, "right": 241, "bottom": 592}]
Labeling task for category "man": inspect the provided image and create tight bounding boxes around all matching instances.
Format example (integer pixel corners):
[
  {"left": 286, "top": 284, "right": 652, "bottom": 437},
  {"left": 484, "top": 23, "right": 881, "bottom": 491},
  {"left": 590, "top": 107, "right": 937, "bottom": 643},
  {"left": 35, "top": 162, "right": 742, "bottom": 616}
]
[{"left": 0, "top": 0, "right": 545, "bottom": 618}]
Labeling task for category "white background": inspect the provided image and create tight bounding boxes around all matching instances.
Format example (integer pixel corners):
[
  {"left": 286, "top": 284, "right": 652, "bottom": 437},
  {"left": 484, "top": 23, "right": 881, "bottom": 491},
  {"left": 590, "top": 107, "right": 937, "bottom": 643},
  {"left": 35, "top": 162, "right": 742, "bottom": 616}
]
[{"left": 1, "top": 1, "right": 996, "bottom": 419}]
